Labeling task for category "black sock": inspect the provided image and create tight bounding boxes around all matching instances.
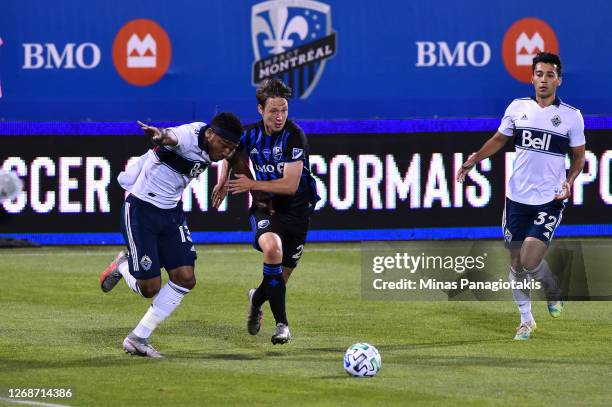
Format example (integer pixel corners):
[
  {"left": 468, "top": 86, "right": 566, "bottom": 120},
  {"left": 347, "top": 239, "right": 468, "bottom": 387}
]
[
  {"left": 252, "top": 280, "right": 268, "bottom": 309},
  {"left": 263, "top": 263, "right": 287, "bottom": 325}
]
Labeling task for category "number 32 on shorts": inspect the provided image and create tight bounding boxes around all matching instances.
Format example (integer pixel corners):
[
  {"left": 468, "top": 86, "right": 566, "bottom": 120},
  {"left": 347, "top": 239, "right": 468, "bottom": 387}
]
[{"left": 534, "top": 211, "right": 557, "bottom": 239}]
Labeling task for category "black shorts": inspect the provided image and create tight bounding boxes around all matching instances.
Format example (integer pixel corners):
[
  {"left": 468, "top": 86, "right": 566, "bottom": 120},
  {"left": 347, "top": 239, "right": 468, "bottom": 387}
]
[
  {"left": 249, "top": 207, "right": 310, "bottom": 268},
  {"left": 120, "top": 195, "right": 196, "bottom": 280},
  {"left": 502, "top": 197, "right": 565, "bottom": 249}
]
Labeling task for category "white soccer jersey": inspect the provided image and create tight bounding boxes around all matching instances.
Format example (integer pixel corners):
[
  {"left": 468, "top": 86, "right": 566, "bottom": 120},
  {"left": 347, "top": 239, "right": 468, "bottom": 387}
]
[
  {"left": 498, "top": 97, "right": 585, "bottom": 205},
  {"left": 118, "top": 122, "right": 211, "bottom": 209}
]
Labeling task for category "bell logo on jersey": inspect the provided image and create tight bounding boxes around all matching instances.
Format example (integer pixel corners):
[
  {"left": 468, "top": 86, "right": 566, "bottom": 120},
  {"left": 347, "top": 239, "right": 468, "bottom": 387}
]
[{"left": 520, "top": 130, "right": 551, "bottom": 151}]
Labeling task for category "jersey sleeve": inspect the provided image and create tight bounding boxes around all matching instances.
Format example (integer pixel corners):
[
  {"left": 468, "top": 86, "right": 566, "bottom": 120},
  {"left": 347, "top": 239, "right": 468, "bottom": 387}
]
[
  {"left": 167, "top": 122, "right": 204, "bottom": 149},
  {"left": 283, "top": 128, "right": 307, "bottom": 162},
  {"left": 568, "top": 110, "right": 586, "bottom": 147},
  {"left": 497, "top": 101, "right": 516, "bottom": 137},
  {"left": 236, "top": 131, "right": 248, "bottom": 153}
]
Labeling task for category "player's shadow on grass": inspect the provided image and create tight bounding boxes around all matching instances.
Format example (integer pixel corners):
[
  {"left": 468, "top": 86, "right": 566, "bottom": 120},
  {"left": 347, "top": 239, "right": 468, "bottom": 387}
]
[
  {"left": 76, "top": 326, "right": 134, "bottom": 348},
  {"left": 167, "top": 320, "right": 261, "bottom": 349},
  {"left": 171, "top": 353, "right": 263, "bottom": 361},
  {"left": 0, "top": 355, "right": 141, "bottom": 372}
]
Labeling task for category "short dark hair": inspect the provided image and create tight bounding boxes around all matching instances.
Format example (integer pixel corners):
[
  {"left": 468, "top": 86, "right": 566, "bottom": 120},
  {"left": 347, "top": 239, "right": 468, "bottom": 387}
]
[
  {"left": 206, "top": 112, "right": 243, "bottom": 144},
  {"left": 532, "top": 52, "right": 562, "bottom": 77},
  {"left": 256, "top": 79, "right": 292, "bottom": 107}
]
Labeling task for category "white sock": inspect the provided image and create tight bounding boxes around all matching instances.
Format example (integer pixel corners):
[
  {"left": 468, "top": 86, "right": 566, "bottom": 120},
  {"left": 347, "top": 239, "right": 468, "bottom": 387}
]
[
  {"left": 526, "top": 260, "right": 560, "bottom": 302},
  {"left": 118, "top": 261, "right": 143, "bottom": 297},
  {"left": 509, "top": 266, "right": 533, "bottom": 324},
  {"left": 132, "top": 281, "right": 190, "bottom": 339}
]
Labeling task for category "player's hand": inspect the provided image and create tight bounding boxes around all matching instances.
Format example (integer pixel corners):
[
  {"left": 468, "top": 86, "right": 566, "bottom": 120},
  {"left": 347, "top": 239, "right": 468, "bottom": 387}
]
[
  {"left": 137, "top": 120, "right": 163, "bottom": 145},
  {"left": 211, "top": 182, "right": 229, "bottom": 209},
  {"left": 228, "top": 174, "right": 253, "bottom": 194},
  {"left": 456, "top": 153, "right": 477, "bottom": 183},
  {"left": 554, "top": 181, "right": 571, "bottom": 200}
]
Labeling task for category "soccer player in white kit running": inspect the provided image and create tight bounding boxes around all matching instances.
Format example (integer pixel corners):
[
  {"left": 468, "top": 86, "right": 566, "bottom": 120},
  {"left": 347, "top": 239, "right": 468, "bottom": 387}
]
[
  {"left": 457, "top": 53, "right": 586, "bottom": 340},
  {"left": 99, "top": 112, "right": 243, "bottom": 357}
]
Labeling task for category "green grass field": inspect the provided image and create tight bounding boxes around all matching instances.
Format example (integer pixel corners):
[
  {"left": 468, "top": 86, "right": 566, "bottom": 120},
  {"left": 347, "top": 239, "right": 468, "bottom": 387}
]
[{"left": 1, "top": 243, "right": 611, "bottom": 406}]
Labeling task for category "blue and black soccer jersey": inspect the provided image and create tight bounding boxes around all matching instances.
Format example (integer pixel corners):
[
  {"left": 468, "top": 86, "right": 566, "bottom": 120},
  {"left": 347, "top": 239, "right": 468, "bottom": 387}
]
[{"left": 240, "top": 119, "right": 319, "bottom": 216}]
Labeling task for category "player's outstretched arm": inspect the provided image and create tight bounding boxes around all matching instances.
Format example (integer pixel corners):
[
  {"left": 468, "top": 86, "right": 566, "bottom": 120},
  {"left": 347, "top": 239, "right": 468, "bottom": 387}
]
[
  {"left": 555, "top": 144, "right": 586, "bottom": 200},
  {"left": 136, "top": 121, "right": 178, "bottom": 146},
  {"left": 456, "top": 132, "right": 508, "bottom": 183}
]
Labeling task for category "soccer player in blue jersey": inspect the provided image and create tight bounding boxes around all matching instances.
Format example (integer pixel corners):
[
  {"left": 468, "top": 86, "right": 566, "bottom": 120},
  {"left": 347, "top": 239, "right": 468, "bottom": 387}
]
[
  {"left": 457, "top": 53, "right": 586, "bottom": 340},
  {"left": 99, "top": 112, "right": 243, "bottom": 358},
  {"left": 212, "top": 79, "right": 319, "bottom": 344}
]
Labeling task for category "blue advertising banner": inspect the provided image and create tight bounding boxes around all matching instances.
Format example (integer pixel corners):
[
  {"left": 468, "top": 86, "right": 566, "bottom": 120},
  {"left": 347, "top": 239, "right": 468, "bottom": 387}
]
[{"left": 0, "top": 0, "right": 610, "bottom": 121}]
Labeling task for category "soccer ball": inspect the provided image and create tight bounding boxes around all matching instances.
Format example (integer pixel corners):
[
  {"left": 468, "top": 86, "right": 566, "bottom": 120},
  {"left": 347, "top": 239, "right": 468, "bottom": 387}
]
[
  {"left": 0, "top": 170, "right": 23, "bottom": 203},
  {"left": 343, "top": 342, "right": 381, "bottom": 377}
]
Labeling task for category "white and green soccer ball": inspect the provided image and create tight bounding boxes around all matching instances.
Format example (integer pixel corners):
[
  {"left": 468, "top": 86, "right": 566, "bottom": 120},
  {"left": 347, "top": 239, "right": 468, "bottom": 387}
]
[{"left": 343, "top": 342, "right": 381, "bottom": 377}]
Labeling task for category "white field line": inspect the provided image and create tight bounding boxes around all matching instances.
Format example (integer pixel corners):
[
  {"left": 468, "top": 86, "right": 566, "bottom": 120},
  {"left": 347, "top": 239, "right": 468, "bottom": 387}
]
[{"left": 0, "top": 397, "right": 73, "bottom": 407}]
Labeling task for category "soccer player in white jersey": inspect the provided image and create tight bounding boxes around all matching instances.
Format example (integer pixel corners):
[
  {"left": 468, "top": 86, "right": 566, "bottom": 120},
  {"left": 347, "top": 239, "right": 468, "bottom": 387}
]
[
  {"left": 99, "top": 112, "right": 243, "bottom": 357},
  {"left": 457, "top": 52, "right": 586, "bottom": 340}
]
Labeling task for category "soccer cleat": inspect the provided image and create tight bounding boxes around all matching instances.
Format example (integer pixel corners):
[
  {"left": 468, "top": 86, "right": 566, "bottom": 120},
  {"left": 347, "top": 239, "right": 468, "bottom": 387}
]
[
  {"left": 514, "top": 320, "right": 537, "bottom": 340},
  {"left": 99, "top": 250, "right": 128, "bottom": 293},
  {"left": 122, "top": 335, "right": 163, "bottom": 358},
  {"left": 547, "top": 300, "right": 564, "bottom": 318},
  {"left": 271, "top": 323, "right": 291, "bottom": 345},
  {"left": 247, "top": 288, "right": 263, "bottom": 335}
]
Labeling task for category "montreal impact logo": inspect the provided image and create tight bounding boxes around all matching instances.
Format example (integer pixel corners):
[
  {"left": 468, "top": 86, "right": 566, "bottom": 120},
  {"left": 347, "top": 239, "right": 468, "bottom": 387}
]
[{"left": 251, "top": 0, "right": 337, "bottom": 98}]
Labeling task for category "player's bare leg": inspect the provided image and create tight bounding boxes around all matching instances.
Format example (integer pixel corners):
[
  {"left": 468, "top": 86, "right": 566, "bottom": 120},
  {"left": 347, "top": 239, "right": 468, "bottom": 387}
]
[{"left": 282, "top": 267, "right": 294, "bottom": 284}]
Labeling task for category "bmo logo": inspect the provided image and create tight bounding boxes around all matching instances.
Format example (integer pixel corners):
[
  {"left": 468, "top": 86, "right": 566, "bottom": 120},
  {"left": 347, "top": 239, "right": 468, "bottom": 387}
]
[
  {"left": 502, "top": 18, "right": 558, "bottom": 83},
  {"left": 254, "top": 163, "right": 282, "bottom": 174},
  {"left": 416, "top": 41, "right": 491, "bottom": 67},
  {"left": 22, "top": 43, "right": 101, "bottom": 69},
  {"left": 520, "top": 130, "right": 552, "bottom": 151}
]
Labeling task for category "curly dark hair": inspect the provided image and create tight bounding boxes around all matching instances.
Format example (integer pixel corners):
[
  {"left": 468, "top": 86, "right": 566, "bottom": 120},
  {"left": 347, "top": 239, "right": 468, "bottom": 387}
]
[
  {"left": 256, "top": 79, "right": 293, "bottom": 107},
  {"left": 532, "top": 52, "right": 562, "bottom": 77},
  {"left": 206, "top": 112, "right": 243, "bottom": 143}
]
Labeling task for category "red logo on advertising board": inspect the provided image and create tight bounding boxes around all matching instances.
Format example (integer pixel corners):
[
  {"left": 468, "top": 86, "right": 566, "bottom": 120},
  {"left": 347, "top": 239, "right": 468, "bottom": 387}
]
[
  {"left": 502, "top": 18, "right": 558, "bottom": 83},
  {"left": 112, "top": 19, "right": 171, "bottom": 86}
]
